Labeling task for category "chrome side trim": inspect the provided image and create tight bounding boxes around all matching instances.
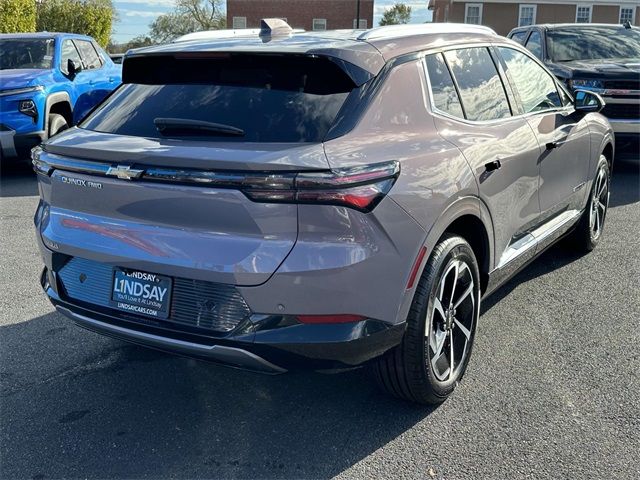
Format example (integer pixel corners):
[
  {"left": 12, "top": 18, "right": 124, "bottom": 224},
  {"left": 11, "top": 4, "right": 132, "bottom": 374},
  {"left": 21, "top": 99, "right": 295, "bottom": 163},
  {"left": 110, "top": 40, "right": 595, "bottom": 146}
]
[
  {"left": 56, "top": 306, "right": 287, "bottom": 374},
  {"left": 496, "top": 209, "right": 581, "bottom": 271}
]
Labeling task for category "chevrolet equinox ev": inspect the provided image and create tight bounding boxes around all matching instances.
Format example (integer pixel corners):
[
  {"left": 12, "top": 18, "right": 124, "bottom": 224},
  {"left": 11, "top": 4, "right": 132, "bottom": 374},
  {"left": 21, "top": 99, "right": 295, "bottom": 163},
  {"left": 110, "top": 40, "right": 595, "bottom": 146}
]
[{"left": 34, "top": 21, "right": 614, "bottom": 404}]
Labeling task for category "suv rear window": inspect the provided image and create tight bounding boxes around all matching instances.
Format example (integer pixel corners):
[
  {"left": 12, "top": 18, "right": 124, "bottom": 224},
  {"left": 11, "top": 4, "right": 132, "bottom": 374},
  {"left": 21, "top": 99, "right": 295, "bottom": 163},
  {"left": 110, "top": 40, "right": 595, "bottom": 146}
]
[{"left": 81, "top": 54, "right": 356, "bottom": 143}]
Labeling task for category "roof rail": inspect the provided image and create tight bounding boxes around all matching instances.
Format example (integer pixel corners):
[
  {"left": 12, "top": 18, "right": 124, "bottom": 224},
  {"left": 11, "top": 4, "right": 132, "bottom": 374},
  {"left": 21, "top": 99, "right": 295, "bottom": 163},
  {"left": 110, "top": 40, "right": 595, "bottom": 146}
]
[
  {"left": 175, "top": 29, "right": 261, "bottom": 42},
  {"left": 357, "top": 23, "right": 496, "bottom": 41}
]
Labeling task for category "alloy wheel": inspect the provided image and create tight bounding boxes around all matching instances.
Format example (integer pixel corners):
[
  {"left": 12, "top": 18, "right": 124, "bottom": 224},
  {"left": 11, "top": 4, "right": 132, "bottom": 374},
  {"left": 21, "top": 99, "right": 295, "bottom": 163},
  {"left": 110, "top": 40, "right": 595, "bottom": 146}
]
[
  {"left": 427, "top": 259, "right": 476, "bottom": 382},
  {"left": 589, "top": 166, "right": 609, "bottom": 240}
]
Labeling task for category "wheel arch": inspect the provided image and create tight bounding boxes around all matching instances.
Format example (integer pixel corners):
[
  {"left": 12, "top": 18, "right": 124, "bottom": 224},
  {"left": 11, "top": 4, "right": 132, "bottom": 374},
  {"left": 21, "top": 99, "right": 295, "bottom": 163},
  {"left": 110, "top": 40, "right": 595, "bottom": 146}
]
[
  {"left": 601, "top": 141, "right": 614, "bottom": 171},
  {"left": 45, "top": 92, "right": 73, "bottom": 134},
  {"left": 423, "top": 196, "right": 494, "bottom": 295}
]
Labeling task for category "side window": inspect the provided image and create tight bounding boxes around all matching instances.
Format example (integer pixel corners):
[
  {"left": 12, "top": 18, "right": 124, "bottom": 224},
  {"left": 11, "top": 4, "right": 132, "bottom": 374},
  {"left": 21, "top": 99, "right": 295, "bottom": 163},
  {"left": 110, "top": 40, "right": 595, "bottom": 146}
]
[
  {"left": 91, "top": 41, "right": 106, "bottom": 66},
  {"left": 60, "top": 39, "right": 82, "bottom": 75},
  {"left": 525, "top": 30, "right": 543, "bottom": 59},
  {"left": 498, "top": 47, "right": 562, "bottom": 114},
  {"left": 510, "top": 31, "right": 528, "bottom": 45},
  {"left": 443, "top": 47, "right": 512, "bottom": 122},
  {"left": 75, "top": 40, "right": 102, "bottom": 70},
  {"left": 425, "top": 53, "right": 464, "bottom": 118}
]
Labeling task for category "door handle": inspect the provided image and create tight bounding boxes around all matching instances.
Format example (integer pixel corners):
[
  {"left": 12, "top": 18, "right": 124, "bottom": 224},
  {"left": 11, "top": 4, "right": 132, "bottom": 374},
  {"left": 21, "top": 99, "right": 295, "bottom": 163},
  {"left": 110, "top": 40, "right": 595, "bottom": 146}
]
[{"left": 484, "top": 159, "right": 502, "bottom": 172}]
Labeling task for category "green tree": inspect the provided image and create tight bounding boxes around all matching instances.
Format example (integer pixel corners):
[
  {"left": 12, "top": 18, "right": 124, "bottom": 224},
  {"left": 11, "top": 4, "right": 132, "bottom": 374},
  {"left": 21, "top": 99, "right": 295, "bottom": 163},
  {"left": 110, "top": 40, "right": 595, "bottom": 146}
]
[
  {"left": 36, "top": 0, "right": 115, "bottom": 47},
  {"left": 379, "top": 3, "right": 412, "bottom": 26},
  {"left": 149, "top": 0, "right": 225, "bottom": 43},
  {"left": 0, "top": 0, "right": 36, "bottom": 33},
  {"left": 108, "top": 35, "right": 154, "bottom": 53}
]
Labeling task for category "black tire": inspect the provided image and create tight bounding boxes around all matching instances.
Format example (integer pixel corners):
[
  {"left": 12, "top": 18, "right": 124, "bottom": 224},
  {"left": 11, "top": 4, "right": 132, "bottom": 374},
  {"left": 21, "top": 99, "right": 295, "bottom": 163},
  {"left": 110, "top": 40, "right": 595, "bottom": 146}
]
[
  {"left": 47, "top": 113, "right": 69, "bottom": 138},
  {"left": 570, "top": 155, "right": 610, "bottom": 253},
  {"left": 371, "top": 234, "right": 481, "bottom": 404}
]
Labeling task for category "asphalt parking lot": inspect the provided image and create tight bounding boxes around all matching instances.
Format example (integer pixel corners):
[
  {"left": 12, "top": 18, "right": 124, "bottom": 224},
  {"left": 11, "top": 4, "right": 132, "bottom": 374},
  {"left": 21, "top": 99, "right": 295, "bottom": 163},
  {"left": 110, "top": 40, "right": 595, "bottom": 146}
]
[{"left": 1, "top": 157, "right": 639, "bottom": 480}]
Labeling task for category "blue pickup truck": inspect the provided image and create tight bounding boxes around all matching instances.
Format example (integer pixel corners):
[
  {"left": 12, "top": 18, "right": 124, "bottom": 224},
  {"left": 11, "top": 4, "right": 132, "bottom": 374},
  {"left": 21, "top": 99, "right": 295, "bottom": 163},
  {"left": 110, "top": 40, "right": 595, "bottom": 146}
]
[{"left": 0, "top": 32, "right": 121, "bottom": 161}]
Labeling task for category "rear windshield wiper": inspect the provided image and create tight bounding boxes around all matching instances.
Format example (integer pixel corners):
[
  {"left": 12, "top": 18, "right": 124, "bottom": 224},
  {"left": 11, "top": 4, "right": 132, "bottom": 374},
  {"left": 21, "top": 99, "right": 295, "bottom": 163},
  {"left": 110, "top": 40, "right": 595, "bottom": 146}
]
[{"left": 154, "top": 118, "right": 245, "bottom": 137}]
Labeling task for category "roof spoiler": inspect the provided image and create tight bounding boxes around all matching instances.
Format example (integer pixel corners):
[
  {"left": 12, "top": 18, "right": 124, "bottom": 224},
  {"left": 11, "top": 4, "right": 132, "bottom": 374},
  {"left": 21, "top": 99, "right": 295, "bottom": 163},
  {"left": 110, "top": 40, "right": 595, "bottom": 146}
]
[{"left": 259, "top": 18, "right": 293, "bottom": 38}]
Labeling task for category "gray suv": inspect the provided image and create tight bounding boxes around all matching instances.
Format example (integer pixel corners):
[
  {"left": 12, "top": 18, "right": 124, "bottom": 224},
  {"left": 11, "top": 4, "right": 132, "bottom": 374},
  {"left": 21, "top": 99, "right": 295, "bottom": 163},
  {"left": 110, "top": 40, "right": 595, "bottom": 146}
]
[{"left": 33, "top": 21, "right": 614, "bottom": 404}]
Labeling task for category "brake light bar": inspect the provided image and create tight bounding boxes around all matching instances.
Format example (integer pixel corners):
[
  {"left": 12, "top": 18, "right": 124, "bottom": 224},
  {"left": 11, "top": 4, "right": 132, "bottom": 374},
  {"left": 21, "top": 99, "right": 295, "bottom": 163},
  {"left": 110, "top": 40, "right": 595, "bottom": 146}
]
[{"left": 33, "top": 148, "right": 399, "bottom": 212}]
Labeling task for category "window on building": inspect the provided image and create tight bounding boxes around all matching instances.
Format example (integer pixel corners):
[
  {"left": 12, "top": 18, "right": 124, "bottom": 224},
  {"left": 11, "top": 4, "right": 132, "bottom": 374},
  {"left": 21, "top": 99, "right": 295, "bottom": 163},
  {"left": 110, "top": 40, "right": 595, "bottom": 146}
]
[
  {"left": 620, "top": 7, "right": 634, "bottom": 24},
  {"left": 424, "top": 53, "right": 464, "bottom": 119},
  {"left": 353, "top": 19, "right": 368, "bottom": 29},
  {"left": 498, "top": 47, "right": 562, "bottom": 114},
  {"left": 525, "top": 30, "right": 543, "bottom": 59},
  {"left": 576, "top": 5, "right": 592, "bottom": 23},
  {"left": 443, "top": 47, "right": 512, "bottom": 121},
  {"left": 518, "top": 5, "right": 537, "bottom": 27},
  {"left": 313, "top": 18, "right": 327, "bottom": 31},
  {"left": 232, "top": 16, "right": 247, "bottom": 29},
  {"left": 464, "top": 4, "right": 483, "bottom": 24}
]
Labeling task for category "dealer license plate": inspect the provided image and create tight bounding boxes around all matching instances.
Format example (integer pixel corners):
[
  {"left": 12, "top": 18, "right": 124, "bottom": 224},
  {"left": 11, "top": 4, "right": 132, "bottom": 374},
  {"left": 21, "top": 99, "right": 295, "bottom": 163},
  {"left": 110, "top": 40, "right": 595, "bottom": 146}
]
[{"left": 110, "top": 268, "right": 172, "bottom": 319}]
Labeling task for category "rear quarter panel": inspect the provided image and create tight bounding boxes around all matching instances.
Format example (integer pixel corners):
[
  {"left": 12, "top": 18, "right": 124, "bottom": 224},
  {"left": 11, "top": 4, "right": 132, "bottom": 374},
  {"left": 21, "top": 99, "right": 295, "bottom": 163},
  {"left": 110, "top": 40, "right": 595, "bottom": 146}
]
[{"left": 320, "top": 58, "right": 486, "bottom": 323}]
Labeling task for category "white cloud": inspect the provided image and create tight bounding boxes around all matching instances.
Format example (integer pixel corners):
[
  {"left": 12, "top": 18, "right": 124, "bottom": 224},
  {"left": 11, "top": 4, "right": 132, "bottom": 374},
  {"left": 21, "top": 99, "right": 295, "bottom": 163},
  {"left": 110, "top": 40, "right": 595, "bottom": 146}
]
[{"left": 122, "top": 9, "right": 167, "bottom": 18}]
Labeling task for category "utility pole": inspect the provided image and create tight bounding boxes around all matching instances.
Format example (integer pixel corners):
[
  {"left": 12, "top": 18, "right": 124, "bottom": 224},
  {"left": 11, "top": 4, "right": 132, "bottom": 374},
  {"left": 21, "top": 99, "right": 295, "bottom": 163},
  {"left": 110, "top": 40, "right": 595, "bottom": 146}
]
[{"left": 356, "top": 0, "right": 361, "bottom": 28}]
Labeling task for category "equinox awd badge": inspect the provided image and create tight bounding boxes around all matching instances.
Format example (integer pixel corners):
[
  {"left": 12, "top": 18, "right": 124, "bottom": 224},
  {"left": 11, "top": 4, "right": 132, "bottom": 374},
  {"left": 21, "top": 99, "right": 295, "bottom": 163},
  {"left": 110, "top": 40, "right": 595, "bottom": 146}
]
[{"left": 60, "top": 176, "right": 103, "bottom": 189}]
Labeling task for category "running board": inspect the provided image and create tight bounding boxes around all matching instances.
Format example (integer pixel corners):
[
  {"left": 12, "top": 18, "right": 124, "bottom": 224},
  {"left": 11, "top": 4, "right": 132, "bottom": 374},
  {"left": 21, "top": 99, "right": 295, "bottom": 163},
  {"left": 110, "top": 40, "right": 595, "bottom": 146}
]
[
  {"left": 486, "top": 209, "right": 582, "bottom": 295},
  {"left": 497, "top": 209, "right": 581, "bottom": 270}
]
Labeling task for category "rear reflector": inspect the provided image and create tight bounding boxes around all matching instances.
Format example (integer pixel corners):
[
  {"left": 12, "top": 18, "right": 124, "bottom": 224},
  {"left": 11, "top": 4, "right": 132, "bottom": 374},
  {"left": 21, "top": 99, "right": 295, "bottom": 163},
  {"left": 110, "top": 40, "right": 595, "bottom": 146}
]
[
  {"left": 406, "top": 246, "right": 427, "bottom": 290},
  {"left": 296, "top": 314, "right": 366, "bottom": 324}
]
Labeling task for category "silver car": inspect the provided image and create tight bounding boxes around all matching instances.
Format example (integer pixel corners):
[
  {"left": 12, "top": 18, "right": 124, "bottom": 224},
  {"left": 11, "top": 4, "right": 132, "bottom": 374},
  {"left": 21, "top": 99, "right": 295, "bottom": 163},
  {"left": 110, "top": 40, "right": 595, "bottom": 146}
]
[{"left": 33, "top": 21, "right": 614, "bottom": 404}]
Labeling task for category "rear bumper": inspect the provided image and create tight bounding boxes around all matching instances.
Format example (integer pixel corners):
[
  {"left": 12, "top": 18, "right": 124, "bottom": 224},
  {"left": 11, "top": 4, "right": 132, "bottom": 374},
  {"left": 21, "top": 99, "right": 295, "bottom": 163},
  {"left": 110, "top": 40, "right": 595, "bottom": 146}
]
[
  {"left": 609, "top": 119, "right": 639, "bottom": 135},
  {"left": 0, "top": 128, "right": 45, "bottom": 160},
  {"left": 42, "top": 274, "right": 405, "bottom": 373}
]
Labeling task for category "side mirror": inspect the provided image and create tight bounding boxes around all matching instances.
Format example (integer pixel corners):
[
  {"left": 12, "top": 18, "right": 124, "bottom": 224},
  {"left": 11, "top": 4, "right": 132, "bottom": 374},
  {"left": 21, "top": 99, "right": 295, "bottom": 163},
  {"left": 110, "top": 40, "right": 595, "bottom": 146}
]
[
  {"left": 574, "top": 89, "right": 605, "bottom": 113},
  {"left": 67, "top": 59, "right": 82, "bottom": 77}
]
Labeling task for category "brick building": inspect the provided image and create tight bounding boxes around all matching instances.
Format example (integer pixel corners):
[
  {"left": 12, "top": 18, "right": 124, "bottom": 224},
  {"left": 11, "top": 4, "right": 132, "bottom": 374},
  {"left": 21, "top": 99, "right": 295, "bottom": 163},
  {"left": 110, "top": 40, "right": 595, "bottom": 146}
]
[
  {"left": 428, "top": 0, "right": 640, "bottom": 36},
  {"left": 227, "top": 0, "right": 374, "bottom": 31}
]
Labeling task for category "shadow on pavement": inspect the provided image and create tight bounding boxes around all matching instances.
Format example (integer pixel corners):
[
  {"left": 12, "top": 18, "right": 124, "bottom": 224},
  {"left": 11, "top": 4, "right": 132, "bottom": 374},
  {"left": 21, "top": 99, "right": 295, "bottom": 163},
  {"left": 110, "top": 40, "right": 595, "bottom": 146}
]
[
  {"left": 610, "top": 158, "right": 639, "bottom": 207},
  {"left": 0, "top": 311, "right": 435, "bottom": 479},
  {"left": 0, "top": 160, "right": 38, "bottom": 198}
]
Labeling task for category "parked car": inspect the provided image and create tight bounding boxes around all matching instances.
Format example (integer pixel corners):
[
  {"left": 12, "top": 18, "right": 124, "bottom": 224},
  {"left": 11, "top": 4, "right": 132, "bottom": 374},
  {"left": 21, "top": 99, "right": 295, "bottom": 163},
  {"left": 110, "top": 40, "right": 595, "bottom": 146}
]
[
  {"left": 109, "top": 53, "right": 124, "bottom": 64},
  {"left": 0, "top": 32, "right": 121, "bottom": 161},
  {"left": 33, "top": 21, "right": 613, "bottom": 404},
  {"left": 507, "top": 23, "right": 639, "bottom": 157}
]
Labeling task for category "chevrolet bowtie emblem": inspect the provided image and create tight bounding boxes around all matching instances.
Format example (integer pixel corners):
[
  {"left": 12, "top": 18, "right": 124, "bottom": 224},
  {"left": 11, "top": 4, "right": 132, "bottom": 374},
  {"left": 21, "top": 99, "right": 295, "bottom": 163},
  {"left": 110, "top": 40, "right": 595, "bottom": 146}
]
[{"left": 106, "top": 165, "right": 144, "bottom": 180}]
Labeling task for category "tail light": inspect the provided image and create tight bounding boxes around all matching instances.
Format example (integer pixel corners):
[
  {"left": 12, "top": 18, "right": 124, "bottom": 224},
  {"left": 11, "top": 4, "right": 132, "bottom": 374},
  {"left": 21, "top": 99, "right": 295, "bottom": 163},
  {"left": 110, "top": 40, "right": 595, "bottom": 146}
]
[
  {"left": 243, "top": 161, "right": 400, "bottom": 212},
  {"left": 33, "top": 150, "right": 400, "bottom": 212}
]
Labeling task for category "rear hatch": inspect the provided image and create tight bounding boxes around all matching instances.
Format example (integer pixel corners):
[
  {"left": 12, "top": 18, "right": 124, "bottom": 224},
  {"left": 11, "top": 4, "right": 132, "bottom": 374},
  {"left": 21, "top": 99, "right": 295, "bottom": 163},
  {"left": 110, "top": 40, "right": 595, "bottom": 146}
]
[{"left": 35, "top": 52, "right": 361, "bottom": 287}]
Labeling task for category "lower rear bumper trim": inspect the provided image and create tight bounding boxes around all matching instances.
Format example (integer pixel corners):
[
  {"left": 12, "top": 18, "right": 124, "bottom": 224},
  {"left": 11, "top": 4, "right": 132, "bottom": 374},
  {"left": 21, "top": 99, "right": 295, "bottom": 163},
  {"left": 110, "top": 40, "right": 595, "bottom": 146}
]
[{"left": 56, "top": 305, "right": 287, "bottom": 374}]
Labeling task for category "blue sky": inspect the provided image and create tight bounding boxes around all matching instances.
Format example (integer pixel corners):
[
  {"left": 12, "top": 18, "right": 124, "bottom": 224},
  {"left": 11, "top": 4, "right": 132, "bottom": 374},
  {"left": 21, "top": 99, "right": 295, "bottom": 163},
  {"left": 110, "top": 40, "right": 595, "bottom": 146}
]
[{"left": 112, "top": 1, "right": 433, "bottom": 42}]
